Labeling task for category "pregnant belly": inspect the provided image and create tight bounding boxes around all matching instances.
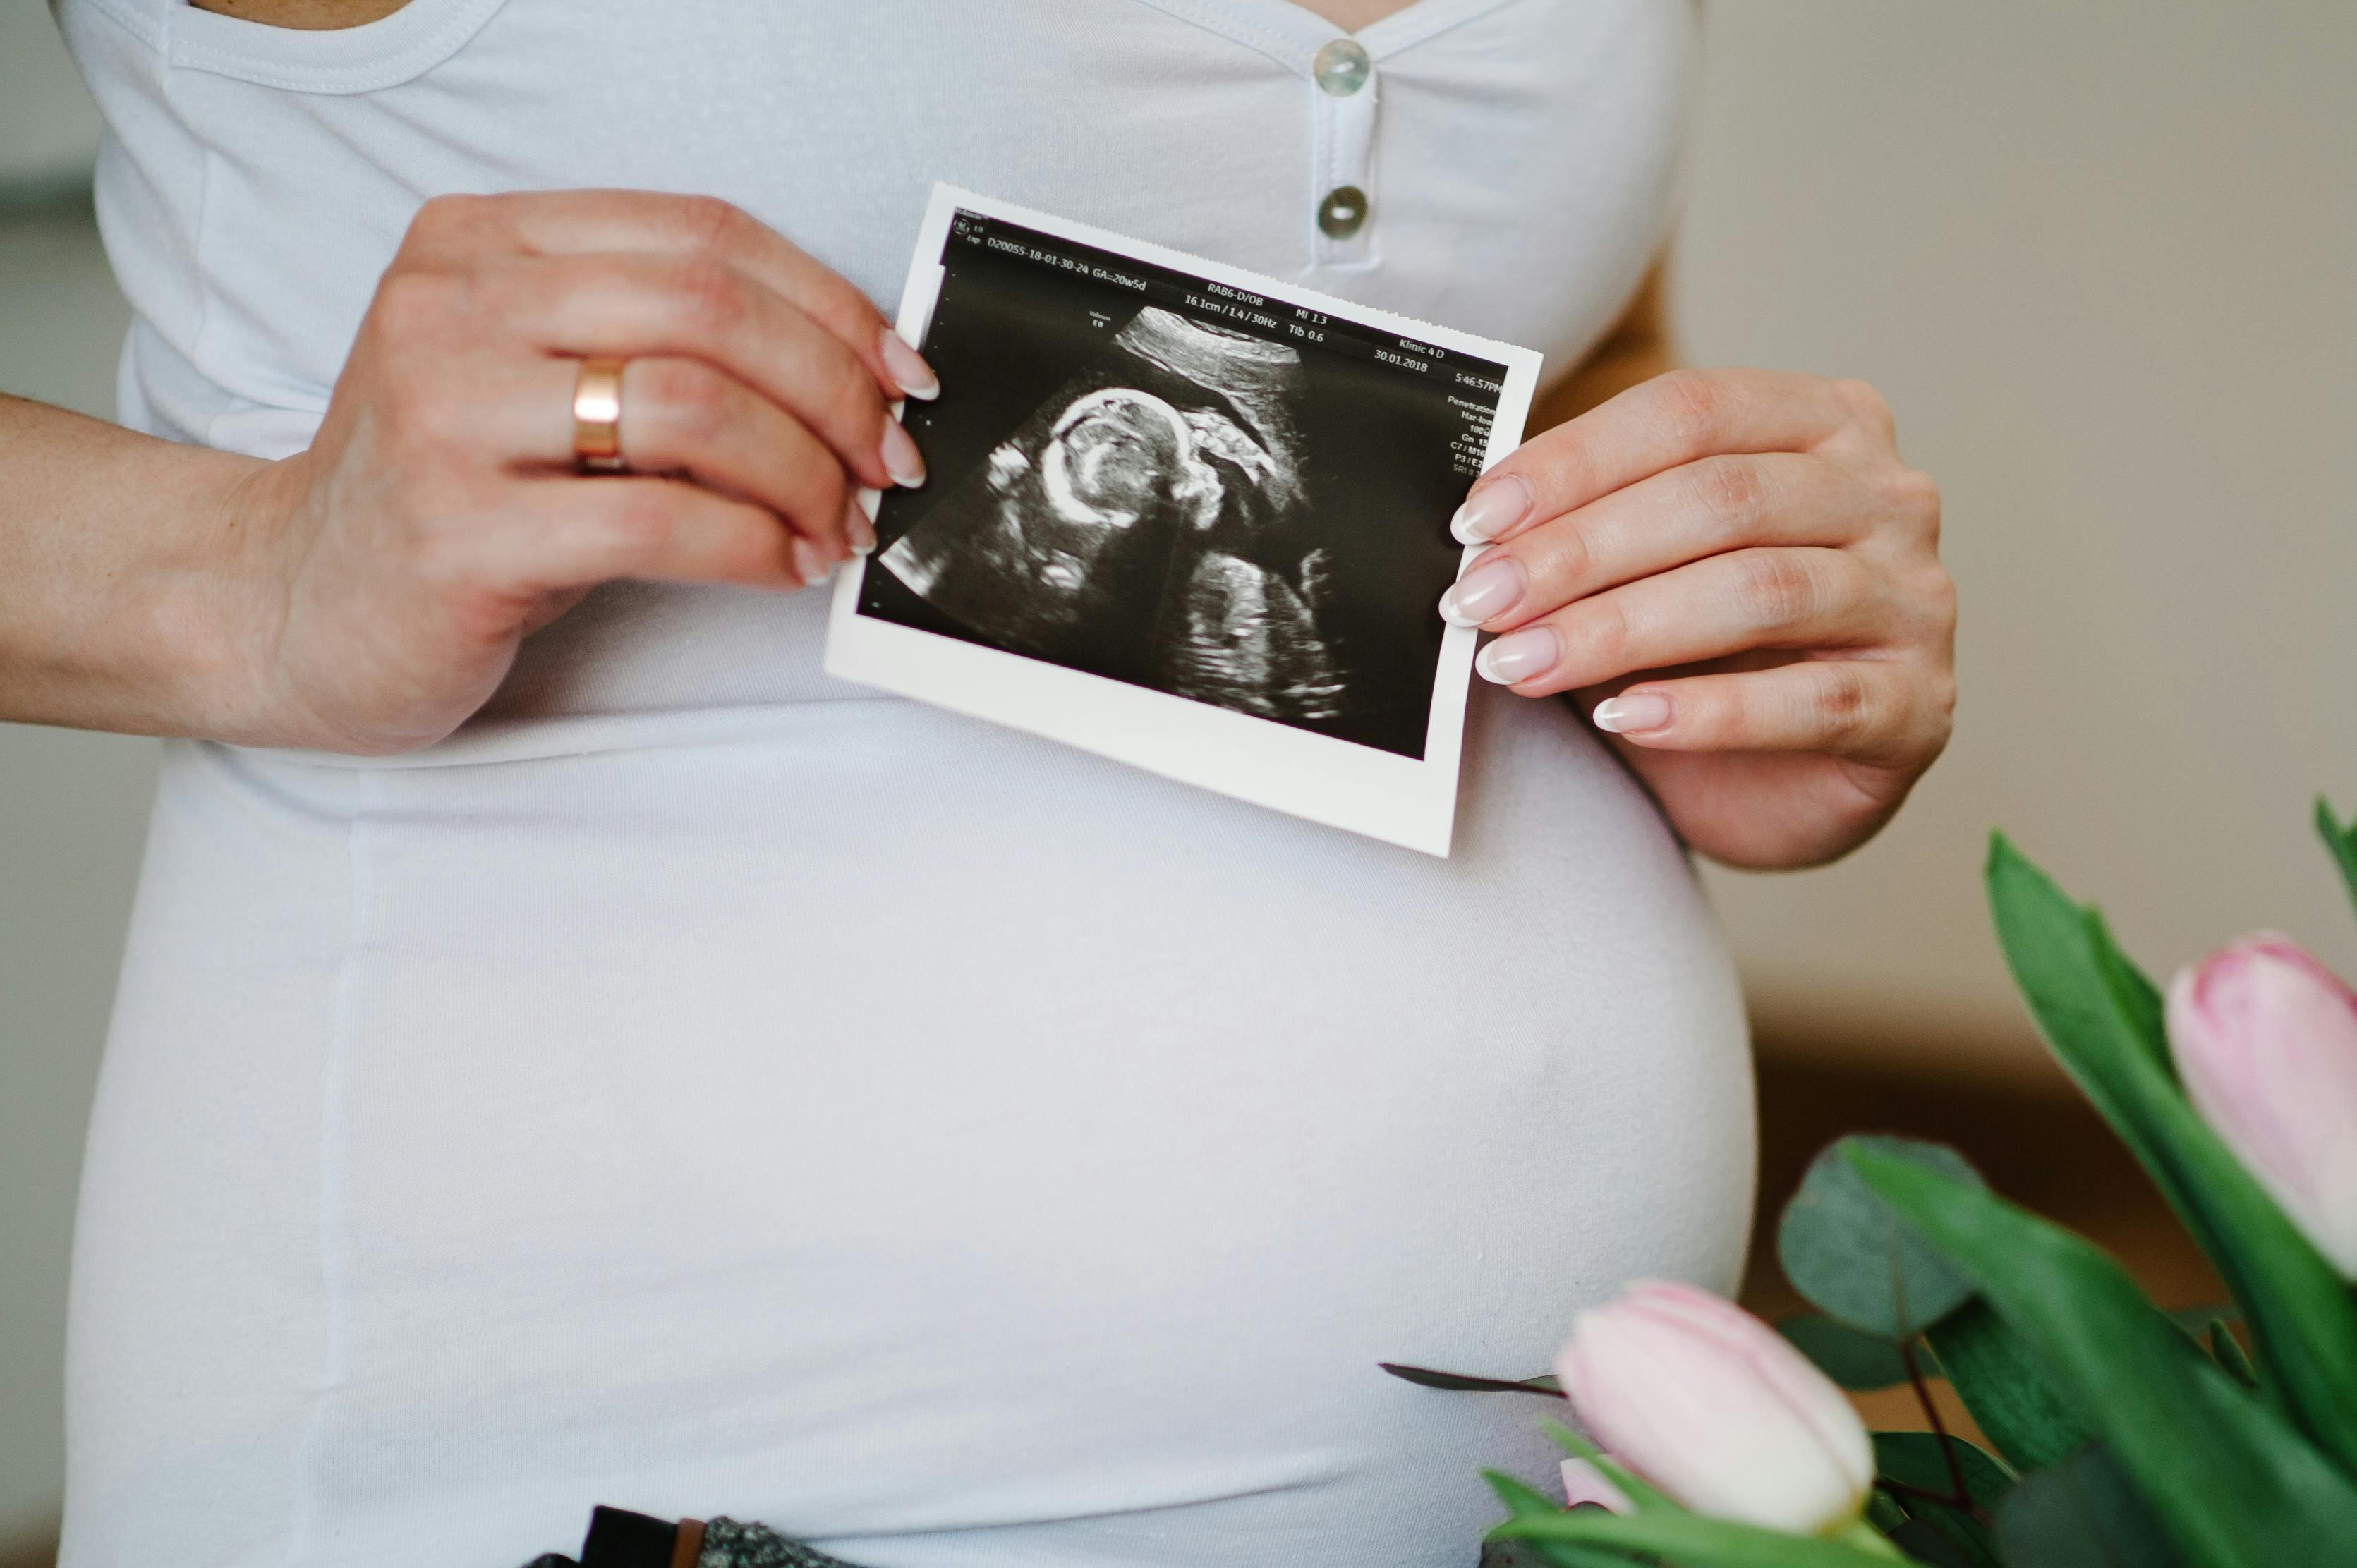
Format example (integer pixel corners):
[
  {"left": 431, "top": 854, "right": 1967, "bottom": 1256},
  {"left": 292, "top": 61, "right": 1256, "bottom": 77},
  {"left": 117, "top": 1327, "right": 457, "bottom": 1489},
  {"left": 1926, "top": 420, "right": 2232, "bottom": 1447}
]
[{"left": 68, "top": 684, "right": 1752, "bottom": 1568}]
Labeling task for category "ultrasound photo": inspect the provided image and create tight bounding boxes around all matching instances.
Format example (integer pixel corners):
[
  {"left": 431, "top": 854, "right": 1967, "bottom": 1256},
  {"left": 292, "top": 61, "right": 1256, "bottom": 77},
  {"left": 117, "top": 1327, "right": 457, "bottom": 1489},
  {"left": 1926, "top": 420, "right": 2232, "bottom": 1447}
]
[
  {"left": 878, "top": 305, "right": 1347, "bottom": 727},
  {"left": 828, "top": 188, "right": 1543, "bottom": 854}
]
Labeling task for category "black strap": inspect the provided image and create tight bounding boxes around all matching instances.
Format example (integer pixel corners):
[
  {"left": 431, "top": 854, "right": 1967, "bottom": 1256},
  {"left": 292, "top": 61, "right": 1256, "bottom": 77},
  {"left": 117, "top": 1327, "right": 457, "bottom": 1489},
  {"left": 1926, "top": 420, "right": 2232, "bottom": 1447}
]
[
  {"left": 522, "top": 1505, "right": 869, "bottom": 1568},
  {"left": 581, "top": 1506, "right": 683, "bottom": 1568}
]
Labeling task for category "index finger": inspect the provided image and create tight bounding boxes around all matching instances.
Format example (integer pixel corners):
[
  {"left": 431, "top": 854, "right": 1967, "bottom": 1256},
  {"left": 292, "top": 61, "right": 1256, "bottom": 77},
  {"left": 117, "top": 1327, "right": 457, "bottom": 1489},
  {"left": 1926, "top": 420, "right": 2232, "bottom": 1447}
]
[
  {"left": 1452, "top": 367, "right": 1858, "bottom": 545},
  {"left": 396, "top": 190, "right": 938, "bottom": 403}
]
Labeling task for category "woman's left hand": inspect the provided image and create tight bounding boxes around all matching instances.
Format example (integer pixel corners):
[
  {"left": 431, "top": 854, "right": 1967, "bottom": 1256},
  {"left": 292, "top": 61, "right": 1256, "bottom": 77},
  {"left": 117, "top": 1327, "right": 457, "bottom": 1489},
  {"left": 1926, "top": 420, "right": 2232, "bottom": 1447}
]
[{"left": 1439, "top": 367, "right": 1955, "bottom": 869}]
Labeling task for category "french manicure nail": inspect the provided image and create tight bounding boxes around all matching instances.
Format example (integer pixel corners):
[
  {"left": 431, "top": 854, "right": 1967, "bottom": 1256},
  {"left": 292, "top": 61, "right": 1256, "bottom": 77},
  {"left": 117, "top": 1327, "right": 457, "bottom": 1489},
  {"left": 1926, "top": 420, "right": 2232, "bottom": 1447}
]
[
  {"left": 1450, "top": 475, "right": 1533, "bottom": 544},
  {"left": 1594, "top": 691, "right": 1673, "bottom": 734},
  {"left": 881, "top": 420, "right": 926, "bottom": 487},
  {"left": 1438, "top": 555, "right": 1525, "bottom": 627},
  {"left": 1475, "top": 626, "right": 1558, "bottom": 685},
  {"left": 845, "top": 496, "right": 876, "bottom": 554},
  {"left": 792, "top": 537, "right": 832, "bottom": 587},
  {"left": 879, "top": 328, "right": 939, "bottom": 401}
]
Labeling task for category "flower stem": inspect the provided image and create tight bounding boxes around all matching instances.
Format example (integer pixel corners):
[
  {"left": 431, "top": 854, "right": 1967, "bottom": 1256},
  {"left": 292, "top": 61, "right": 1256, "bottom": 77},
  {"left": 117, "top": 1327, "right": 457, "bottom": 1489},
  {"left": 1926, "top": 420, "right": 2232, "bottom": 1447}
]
[{"left": 1898, "top": 1336, "right": 1973, "bottom": 1511}]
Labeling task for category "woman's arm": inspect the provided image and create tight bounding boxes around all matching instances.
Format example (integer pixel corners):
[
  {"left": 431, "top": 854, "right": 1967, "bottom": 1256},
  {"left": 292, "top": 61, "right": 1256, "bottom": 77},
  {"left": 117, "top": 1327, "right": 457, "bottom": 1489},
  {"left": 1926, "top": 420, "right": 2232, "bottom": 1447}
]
[
  {"left": 0, "top": 396, "right": 278, "bottom": 739},
  {"left": 0, "top": 190, "right": 934, "bottom": 753}
]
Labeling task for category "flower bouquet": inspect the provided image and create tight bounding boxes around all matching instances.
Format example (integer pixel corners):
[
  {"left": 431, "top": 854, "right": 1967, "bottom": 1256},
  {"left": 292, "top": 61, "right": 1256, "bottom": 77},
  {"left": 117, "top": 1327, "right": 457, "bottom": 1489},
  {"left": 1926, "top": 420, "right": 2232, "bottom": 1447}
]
[{"left": 1388, "top": 802, "right": 2357, "bottom": 1567}]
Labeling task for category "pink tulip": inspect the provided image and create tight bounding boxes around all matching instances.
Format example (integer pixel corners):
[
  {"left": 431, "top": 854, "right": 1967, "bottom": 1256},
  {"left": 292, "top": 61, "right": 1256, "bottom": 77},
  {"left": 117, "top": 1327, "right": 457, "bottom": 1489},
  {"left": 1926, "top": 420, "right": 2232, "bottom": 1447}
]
[
  {"left": 1560, "top": 1457, "right": 1635, "bottom": 1514},
  {"left": 2168, "top": 934, "right": 2357, "bottom": 1277},
  {"left": 1556, "top": 1280, "right": 1873, "bottom": 1536}
]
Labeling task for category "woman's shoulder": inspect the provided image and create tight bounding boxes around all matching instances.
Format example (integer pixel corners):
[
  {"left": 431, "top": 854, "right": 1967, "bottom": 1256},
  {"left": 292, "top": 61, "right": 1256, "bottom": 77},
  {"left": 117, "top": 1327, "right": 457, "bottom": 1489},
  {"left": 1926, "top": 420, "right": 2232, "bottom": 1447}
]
[{"left": 65, "top": 0, "right": 509, "bottom": 95}]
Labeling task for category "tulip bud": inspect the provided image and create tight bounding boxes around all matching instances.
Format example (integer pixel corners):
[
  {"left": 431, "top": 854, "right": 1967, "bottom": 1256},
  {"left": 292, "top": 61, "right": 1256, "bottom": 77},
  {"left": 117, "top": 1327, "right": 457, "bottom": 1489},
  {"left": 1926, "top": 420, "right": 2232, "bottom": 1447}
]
[
  {"left": 1560, "top": 1457, "right": 1635, "bottom": 1514},
  {"left": 2168, "top": 934, "right": 2357, "bottom": 1277},
  {"left": 1556, "top": 1280, "right": 1874, "bottom": 1536}
]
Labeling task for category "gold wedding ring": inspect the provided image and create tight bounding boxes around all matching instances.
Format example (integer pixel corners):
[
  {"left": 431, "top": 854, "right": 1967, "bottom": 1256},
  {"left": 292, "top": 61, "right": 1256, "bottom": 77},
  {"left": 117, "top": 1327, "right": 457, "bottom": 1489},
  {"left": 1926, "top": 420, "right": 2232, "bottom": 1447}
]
[{"left": 571, "top": 356, "right": 629, "bottom": 473}]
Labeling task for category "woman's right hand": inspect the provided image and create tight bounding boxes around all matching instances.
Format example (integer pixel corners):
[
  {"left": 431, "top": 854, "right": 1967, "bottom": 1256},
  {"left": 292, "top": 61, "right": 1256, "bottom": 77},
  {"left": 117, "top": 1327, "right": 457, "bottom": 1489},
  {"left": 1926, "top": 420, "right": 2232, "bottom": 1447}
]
[{"left": 222, "top": 189, "right": 935, "bottom": 755}]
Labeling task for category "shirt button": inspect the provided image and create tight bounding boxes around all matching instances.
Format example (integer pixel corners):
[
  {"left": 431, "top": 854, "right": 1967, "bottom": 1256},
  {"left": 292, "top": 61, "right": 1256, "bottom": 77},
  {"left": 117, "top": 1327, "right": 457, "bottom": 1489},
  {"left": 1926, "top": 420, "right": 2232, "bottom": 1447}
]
[
  {"left": 1318, "top": 185, "right": 1369, "bottom": 239},
  {"left": 1313, "top": 37, "right": 1372, "bottom": 97}
]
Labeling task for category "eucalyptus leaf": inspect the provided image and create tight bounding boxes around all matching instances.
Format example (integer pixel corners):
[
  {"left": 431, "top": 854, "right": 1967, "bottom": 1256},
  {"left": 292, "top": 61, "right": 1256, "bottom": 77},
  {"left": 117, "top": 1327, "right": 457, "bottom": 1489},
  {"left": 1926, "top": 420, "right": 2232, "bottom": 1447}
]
[
  {"left": 1872, "top": 1430, "right": 2013, "bottom": 1507},
  {"left": 1781, "top": 1315, "right": 1912, "bottom": 1391},
  {"left": 2317, "top": 796, "right": 2357, "bottom": 925},
  {"left": 1850, "top": 1143, "right": 2357, "bottom": 1568},
  {"left": 1779, "top": 1136, "right": 1985, "bottom": 1339},
  {"left": 1993, "top": 1445, "right": 2185, "bottom": 1568},
  {"left": 1872, "top": 1432, "right": 2009, "bottom": 1568},
  {"left": 1381, "top": 1362, "right": 1563, "bottom": 1399},
  {"left": 1986, "top": 834, "right": 2357, "bottom": 1473},
  {"left": 1883, "top": 1520, "right": 1974, "bottom": 1568},
  {"left": 1924, "top": 1299, "right": 2091, "bottom": 1472},
  {"left": 1491, "top": 1508, "right": 1907, "bottom": 1568}
]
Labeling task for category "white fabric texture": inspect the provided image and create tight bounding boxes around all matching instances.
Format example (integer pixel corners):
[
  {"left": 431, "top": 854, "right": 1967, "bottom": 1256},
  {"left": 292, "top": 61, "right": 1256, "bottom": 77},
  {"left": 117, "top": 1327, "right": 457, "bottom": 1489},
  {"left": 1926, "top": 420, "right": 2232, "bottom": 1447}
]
[{"left": 55, "top": 3, "right": 1755, "bottom": 1566}]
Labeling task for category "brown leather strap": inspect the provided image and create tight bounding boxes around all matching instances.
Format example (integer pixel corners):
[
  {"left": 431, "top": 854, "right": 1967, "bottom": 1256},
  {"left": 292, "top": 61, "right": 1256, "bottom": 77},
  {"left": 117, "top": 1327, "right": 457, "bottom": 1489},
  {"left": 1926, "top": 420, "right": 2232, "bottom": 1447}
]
[{"left": 669, "top": 1518, "right": 705, "bottom": 1568}]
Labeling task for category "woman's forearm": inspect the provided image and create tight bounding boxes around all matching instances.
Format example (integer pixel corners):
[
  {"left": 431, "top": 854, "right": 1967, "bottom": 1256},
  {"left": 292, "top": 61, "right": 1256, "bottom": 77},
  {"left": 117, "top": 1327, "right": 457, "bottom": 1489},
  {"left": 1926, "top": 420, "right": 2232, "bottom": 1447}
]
[
  {"left": 6, "top": 190, "right": 931, "bottom": 757},
  {"left": 0, "top": 252, "right": 1661, "bottom": 748},
  {"left": 0, "top": 393, "right": 275, "bottom": 739}
]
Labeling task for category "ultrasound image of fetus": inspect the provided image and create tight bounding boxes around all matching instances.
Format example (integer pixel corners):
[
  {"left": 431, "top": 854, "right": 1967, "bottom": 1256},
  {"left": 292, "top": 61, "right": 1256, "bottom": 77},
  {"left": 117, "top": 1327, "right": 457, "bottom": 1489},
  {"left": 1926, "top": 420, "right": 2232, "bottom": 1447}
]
[{"left": 877, "top": 307, "right": 1350, "bottom": 721}]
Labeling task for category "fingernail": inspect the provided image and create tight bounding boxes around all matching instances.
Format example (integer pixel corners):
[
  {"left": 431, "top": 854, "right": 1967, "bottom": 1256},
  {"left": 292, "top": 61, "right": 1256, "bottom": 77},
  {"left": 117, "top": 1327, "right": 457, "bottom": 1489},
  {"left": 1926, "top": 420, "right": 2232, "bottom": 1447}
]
[
  {"left": 1594, "top": 691, "right": 1672, "bottom": 734},
  {"left": 1438, "top": 554, "right": 1525, "bottom": 627},
  {"left": 792, "top": 537, "right": 832, "bottom": 587},
  {"left": 1474, "top": 626, "right": 1558, "bottom": 685},
  {"left": 1451, "top": 475, "right": 1532, "bottom": 544},
  {"left": 881, "top": 420, "right": 926, "bottom": 488},
  {"left": 845, "top": 496, "right": 876, "bottom": 554},
  {"left": 879, "top": 328, "right": 939, "bottom": 401}
]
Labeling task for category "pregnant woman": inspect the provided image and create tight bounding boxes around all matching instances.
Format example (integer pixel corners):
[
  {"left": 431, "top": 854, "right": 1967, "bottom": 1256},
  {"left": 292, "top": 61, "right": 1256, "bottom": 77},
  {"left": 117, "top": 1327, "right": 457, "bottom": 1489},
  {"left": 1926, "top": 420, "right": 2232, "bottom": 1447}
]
[{"left": 8, "top": 1, "right": 1954, "bottom": 1564}]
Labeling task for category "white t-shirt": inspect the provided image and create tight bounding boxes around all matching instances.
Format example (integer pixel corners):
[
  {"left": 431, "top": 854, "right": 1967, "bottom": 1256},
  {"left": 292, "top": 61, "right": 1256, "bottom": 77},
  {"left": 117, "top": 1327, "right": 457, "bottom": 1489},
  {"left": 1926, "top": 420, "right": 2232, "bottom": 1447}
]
[{"left": 56, "top": 3, "right": 1753, "bottom": 1565}]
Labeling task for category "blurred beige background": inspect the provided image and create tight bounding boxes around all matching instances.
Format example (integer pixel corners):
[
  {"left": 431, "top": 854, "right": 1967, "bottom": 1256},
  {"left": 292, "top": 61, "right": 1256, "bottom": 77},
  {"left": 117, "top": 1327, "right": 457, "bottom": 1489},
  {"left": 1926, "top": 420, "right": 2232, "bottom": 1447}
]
[{"left": 2, "top": 0, "right": 2352, "bottom": 1555}]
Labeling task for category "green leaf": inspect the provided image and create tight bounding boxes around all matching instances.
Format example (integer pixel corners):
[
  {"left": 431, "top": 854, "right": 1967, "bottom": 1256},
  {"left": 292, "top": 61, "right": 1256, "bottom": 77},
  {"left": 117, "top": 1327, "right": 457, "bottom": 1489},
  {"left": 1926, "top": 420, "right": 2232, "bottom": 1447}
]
[
  {"left": 1985, "top": 833, "right": 2357, "bottom": 1472},
  {"left": 1480, "top": 1471, "right": 1649, "bottom": 1565},
  {"left": 1543, "top": 1421, "right": 1678, "bottom": 1514},
  {"left": 1993, "top": 1445, "right": 2185, "bottom": 1568},
  {"left": 1379, "top": 1362, "right": 1563, "bottom": 1399},
  {"left": 2161, "top": 1304, "right": 2238, "bottom": 1337},
  {"left": 1872, "top": 1430, "right": 2013, "bottom": 1507},
  {"left": 1478, "top": 1543, "right": 1578, "bottom": 1568},
  {"left": 1481, "top": 1540, "right": 1637, "bottom": 1568},
  {"left": 1780, "top": 1315, "right": 1913, "bottom": 1390},
  {"left": 1873, "top": 1433, "right": 2010, "bottom": 1568},
  {"left": 1779, "top": 1136, "right": 1987, "bottom": 1339},
  {"left": 1924, "top": 1299, "right": 2092, "bottom": 1472},
  {"left": 2317, "top": 796, "right": 2357, "bottom": 925},
  {"left": 1487, "top": 1469, "right": 1569, "bottom": 1521},
  {"left": 1884, "top": 1520, "right": 1974, "bottom": 1568},
  {"left": 1491, "top": 1509, "right": 1905, "bottom": 1568},
  {"left": 1482, "top": 1473, "right": 1649, "bottom": 1568},
  {"left": 2208, "top": 1318, "right": 2260, "bottom": 1388},
  {"left": 1849, "top": 1144, "right": 2357, "bottom": 1568}
]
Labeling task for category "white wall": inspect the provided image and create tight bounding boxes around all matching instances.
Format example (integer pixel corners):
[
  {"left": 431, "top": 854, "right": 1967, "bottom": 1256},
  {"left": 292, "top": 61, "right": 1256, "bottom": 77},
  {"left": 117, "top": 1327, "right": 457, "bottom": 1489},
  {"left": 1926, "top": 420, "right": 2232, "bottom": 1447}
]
[
  {"left": 1, "top": 4, "right": 104, "bottom": 184},
  {"left": 3, "top": 16, "right": 140, "bottom": 1545},
  {"left": 0, "top": 224, "right": 145, "bottom": 1542},
  {"left": 1679, "top": 1, "right": 2357, "bottom": 1069},
  {"left": 1, "top": 0, "right": 2353, "bottom": 1544}
]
